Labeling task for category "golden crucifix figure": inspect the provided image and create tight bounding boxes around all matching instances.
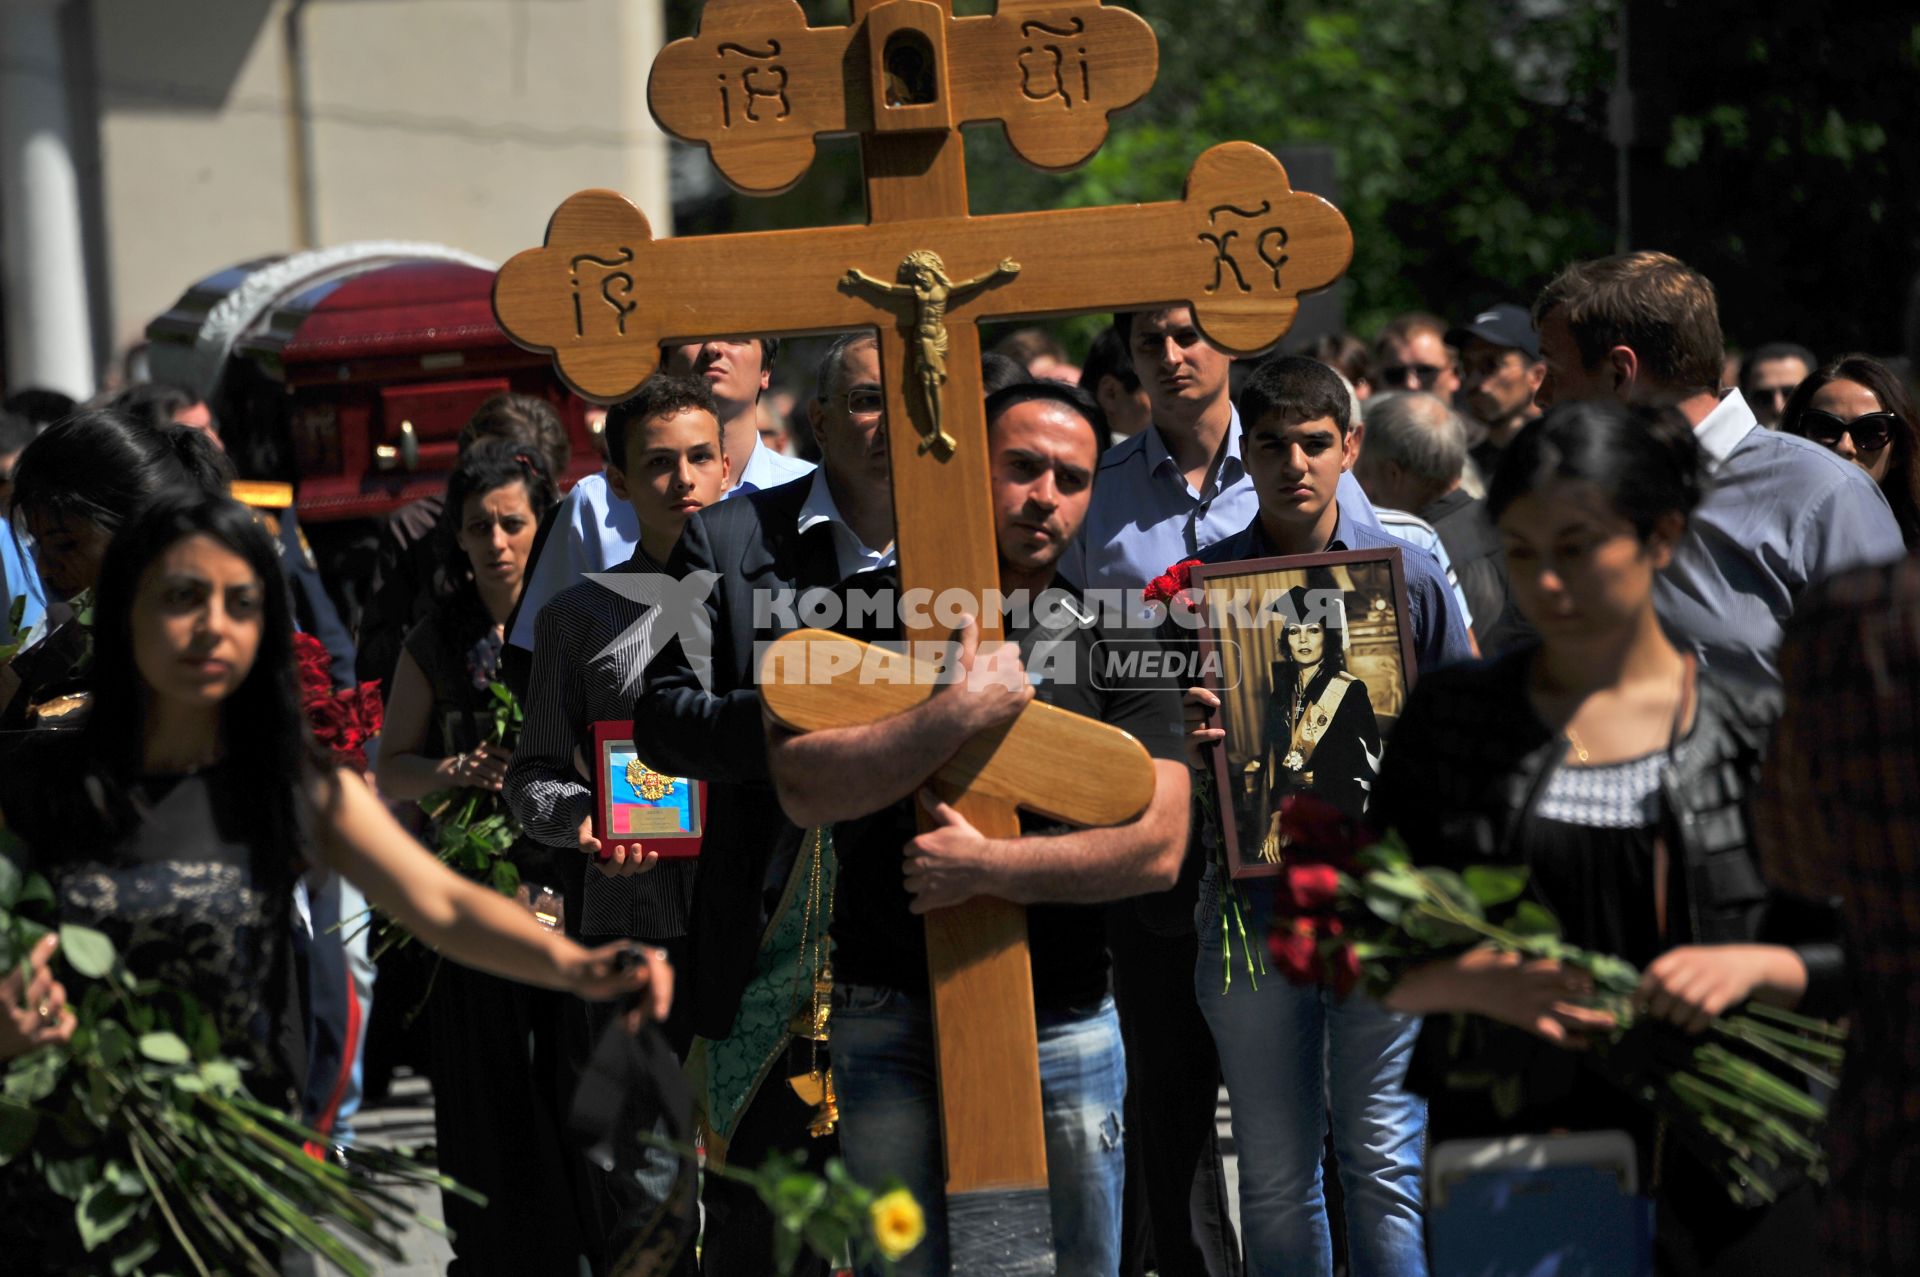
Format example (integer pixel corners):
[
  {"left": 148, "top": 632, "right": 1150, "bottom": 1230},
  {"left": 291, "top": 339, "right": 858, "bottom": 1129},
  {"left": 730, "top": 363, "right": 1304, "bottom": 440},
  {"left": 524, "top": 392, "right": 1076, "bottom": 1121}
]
[{"left": 844, "top": 249, "right": 1019, "bottom": 460}]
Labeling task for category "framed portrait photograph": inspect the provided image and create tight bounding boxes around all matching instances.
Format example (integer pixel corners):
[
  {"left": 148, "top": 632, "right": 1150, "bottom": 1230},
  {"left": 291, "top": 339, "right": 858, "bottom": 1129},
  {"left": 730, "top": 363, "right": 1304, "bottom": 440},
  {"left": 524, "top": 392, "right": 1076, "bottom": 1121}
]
[
  {"left": 1192, "top": 548, "right": 1419, "bottom": 880},
  {"left": 589, "top": 720, "right": 707, "bottom": 857}
]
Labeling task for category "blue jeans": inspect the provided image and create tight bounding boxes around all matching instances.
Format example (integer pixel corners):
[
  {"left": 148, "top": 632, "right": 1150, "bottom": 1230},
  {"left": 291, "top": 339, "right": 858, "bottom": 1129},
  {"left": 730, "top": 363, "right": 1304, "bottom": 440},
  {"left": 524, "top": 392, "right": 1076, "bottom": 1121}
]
[
  {"left": 1196, "top": 869, "right": 1428, "bottom": 1277},
  {"left": 830, "top": 984, "right": 1126, "bottom": 1277}
]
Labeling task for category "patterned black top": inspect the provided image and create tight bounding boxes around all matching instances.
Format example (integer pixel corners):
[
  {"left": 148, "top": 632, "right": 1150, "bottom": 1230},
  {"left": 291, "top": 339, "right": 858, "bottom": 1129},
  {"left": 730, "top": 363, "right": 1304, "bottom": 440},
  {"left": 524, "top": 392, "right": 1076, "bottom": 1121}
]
[{"left": 6, "top": 754, "right": 302, "bottom": 1110}]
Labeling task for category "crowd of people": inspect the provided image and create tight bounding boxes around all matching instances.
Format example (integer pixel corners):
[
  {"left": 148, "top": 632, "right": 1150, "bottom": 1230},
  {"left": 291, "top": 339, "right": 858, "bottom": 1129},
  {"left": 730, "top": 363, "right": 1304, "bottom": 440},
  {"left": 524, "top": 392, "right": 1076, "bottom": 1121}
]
[{"left": 0, "top": 248, "right": 1916, "bottom": 1277}]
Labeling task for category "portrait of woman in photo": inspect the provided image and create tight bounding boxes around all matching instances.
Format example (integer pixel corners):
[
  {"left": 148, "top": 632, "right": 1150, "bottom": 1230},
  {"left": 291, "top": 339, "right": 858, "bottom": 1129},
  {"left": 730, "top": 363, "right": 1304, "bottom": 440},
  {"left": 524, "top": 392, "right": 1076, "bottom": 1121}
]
[{"left": 1248, "top": 582, "right": 1382, "bottom": 857}]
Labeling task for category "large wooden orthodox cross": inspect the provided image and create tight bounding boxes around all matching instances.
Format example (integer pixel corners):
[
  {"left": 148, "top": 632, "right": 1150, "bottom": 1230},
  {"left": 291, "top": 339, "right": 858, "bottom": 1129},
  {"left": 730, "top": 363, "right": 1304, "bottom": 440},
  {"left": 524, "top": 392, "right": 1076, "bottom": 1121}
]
[{"left": 494, "top": 2, "right": 1350, "bottom": 1270}]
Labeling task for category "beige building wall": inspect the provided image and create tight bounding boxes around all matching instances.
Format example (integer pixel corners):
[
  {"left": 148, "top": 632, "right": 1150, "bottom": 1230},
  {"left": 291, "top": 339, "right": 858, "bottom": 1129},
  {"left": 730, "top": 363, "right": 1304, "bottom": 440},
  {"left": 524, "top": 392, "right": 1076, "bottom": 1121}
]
[{"left": 91, "top": 0, "right": 672, "bottom": 358}]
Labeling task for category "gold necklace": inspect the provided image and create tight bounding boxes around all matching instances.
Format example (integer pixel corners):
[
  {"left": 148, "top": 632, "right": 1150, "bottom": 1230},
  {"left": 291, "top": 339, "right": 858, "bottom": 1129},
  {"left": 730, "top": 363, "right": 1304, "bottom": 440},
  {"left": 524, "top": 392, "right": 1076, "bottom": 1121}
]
[{"left": 1565, "top": 724, "right": 1591, "bottom": 764}]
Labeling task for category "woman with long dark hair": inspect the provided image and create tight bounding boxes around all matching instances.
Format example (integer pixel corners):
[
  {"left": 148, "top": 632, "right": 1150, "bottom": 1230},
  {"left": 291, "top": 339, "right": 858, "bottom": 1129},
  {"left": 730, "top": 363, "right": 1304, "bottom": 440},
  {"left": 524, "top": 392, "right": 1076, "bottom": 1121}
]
[
  {"left": 373, "top": 440, "right": 592, "bottom": 1275},
  {"left": 1779, "top": 353, "right": 1920, "bottom": 550},
  {"left": 1374, "top": 401, "right": 1843, "bottom": 1275},
  {"left": 0, "top": 490, "right": 665, "bottom": 1073},
  {"left": 1251, "top": 581, "right": 1381, "bottom": 857},
  {"left": 2, "top": 408, "right": 229, "bottom": 726}
]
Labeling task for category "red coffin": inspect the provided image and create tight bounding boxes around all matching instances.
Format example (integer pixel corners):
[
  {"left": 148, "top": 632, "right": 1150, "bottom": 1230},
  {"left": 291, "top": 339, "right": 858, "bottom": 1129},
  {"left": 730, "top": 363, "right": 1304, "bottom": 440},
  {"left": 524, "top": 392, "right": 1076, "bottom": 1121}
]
[{"left": 148, "top": 252, "right": 600, "bottom": 523}]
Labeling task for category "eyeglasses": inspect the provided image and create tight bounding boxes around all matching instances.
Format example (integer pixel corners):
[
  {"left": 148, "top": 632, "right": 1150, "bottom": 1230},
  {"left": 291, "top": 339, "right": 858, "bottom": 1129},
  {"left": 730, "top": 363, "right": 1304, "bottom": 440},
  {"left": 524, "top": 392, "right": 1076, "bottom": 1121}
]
[
  {"left": 1798, "top": 409, "right": 1897, "bottom": 453},
  {"left": 1379, "top": 363, "right": 1450, "bottom": 391},
  {"left": 836, "top": 385, "right": 885, "bottom": 417}
]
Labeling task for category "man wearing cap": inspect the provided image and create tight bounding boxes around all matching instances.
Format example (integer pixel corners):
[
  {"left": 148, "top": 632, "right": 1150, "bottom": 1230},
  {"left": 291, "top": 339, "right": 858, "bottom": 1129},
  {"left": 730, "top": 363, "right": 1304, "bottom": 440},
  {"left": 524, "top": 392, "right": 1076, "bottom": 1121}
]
[{"left": 1450, "top": 303, "right": 1545, "bottom": 481}]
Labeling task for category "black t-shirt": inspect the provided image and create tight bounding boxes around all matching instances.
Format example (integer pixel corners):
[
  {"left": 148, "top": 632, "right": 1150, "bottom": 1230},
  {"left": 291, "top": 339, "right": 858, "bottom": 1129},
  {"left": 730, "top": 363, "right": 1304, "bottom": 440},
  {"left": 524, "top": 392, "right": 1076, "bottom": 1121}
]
[{"left": 826, "top": 574, "right": 1185, "bottom": 1008}]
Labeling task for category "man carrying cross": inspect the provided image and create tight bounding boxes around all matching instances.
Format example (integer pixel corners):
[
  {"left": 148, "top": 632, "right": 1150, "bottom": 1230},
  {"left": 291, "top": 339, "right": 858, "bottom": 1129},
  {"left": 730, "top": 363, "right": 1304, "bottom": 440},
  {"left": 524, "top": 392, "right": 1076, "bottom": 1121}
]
[{"left": 763, "top": 382, "right": 1193, "bottom": 1276}]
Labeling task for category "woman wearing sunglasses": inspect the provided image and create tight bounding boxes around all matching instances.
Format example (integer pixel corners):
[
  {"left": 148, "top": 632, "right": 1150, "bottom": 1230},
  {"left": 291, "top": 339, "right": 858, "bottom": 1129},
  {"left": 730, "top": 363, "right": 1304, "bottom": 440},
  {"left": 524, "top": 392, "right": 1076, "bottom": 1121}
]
[{"left": 1780, "top": 354, "right": 1920, "bottom": 550}]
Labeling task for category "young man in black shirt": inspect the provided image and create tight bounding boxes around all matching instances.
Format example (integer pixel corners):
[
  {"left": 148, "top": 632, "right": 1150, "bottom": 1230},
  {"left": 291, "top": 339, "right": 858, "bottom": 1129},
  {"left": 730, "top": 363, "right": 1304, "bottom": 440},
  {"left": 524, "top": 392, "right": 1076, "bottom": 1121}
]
[{"left": 764, "top": 382, "right": 1192, "bottom": 1277}]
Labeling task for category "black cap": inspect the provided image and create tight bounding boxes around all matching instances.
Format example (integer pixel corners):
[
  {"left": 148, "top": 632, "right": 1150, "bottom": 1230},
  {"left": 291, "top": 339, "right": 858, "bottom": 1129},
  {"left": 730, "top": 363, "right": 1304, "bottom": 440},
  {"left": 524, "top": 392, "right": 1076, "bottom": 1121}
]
[{"left": 1448, "top": 303, "right": 1539, "bottom": 360}]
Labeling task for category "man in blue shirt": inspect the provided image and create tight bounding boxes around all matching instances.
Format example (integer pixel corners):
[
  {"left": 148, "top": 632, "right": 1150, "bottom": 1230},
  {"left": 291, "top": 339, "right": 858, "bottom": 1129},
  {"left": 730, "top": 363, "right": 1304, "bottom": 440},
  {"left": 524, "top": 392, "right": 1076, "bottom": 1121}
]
[
  {"left": 1190, "top": 357, "right": 1468, "bottom": 1277},
  {"left": 1534, "top": 251, "right": 1906, "bottom": 687},
  {"left": 1056, "top": 305, "right": 1384, "bottom": 1277}
]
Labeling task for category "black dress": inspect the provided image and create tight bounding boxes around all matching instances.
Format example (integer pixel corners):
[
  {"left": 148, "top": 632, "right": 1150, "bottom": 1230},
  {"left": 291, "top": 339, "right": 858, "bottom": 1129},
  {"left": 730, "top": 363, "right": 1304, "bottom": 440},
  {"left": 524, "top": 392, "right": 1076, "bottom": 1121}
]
[{"left": 402, "top": 607, "right": 588, "bottom": 1276}]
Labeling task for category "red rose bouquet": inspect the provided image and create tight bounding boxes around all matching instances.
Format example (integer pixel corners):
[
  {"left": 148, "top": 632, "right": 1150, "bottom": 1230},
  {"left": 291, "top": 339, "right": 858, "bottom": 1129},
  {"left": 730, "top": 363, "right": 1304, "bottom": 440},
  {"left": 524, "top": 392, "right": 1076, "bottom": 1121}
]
[
  {"left": 1269, "top": 793, "right": 1843, "bottom": 1206},
  {"left": 292, "top": 633, "right": 383, "bottom": 772}
]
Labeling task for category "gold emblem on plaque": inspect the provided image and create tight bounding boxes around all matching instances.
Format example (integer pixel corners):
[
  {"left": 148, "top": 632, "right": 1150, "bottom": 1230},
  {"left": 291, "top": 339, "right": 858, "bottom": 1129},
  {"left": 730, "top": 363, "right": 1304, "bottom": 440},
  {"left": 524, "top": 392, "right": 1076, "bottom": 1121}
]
[{"left": 625, "top": 759, "right": 676, "bottom": 802}]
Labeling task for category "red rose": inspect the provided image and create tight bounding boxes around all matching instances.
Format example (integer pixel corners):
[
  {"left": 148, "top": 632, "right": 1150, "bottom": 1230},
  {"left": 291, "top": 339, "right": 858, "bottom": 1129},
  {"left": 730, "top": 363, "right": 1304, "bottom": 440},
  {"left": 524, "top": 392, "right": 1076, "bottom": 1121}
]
[
  {"left": 1281, "top": 862, "right": 1342, "bottom": 914},
  {"left": 1267, "top": 918, "right": 1324, "bottom": 986},
  {"left": 1143, "top": 558, "right": 1208, "bottom": 610},
  {"left": 292, "top": 632, "right": 334, "bottom": 703},
  {"left": 1330, "top": 945, "right": 1364, "bottom": 998},
  {"left": 1278, "top": 794, "right": 1365, "bottom": 869},
  {"left": 306, "top": 682, "right": 384, "bottom": 771}
]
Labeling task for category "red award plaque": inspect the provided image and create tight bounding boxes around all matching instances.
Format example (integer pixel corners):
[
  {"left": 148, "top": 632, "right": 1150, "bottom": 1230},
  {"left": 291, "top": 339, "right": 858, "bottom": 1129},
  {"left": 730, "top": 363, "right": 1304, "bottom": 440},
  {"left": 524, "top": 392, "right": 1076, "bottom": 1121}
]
[{"left": 589, "top": 720, "right": 706, "bottom": 858}]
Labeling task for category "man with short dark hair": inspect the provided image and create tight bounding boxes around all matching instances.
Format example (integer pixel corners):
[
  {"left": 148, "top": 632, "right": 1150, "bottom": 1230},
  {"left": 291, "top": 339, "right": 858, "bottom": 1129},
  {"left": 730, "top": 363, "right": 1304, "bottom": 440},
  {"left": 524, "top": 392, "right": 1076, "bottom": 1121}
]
[
  {"left": 1189, "top": 356, "right": 1469, "bottom": 1277},
  {"left": 765, "top": 381, "right": 1192, "bottom": 1277},
  {"left": 1738, "top": 341, "right": 1817, "bottom": 429},
  {"left": 507, "top": 338, "right": 812, "bottom": 674},
  {"left": 1079, "top": 323, "right": 1152, "bottom": 444},
  {"left": 1357, "top": 392, "right": 1526, "bottom": 653},
  {"left": 1060, "top": 304, "right": 1381, "bottom": 1277},
  {"left": 1372, "top": 312, "right": 1461, "bottom": 400},
  {"left": 1534, "top": 251, "right": 1904, "bottom": 685},
  {"left": 1447, "top": 302, "right": 1544, "bottom": 477}
]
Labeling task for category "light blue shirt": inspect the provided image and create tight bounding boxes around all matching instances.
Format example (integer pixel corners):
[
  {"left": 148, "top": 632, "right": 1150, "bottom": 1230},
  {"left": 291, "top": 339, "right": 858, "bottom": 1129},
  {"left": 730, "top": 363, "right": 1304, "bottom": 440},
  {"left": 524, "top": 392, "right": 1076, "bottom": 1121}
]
[
  {"left": 1656, "top": 389, "right": 1907, "bottom": 687},
  {"left": 507, "top": 438, "right": 816, "bottom": 651},
  {"left": 1060, "top": 406, "right": 1381, "bottom": 595},
  {"left": 1, "top": 527, "right": 46, "bottom": 648}
]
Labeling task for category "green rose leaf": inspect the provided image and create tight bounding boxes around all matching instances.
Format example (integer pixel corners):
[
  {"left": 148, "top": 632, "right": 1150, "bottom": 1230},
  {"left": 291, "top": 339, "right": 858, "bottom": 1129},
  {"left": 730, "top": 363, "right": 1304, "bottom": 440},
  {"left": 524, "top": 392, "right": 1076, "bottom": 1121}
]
[
  {"left": 17, "top": 873, "right": 54, "bottom": 908},
  {"left": 136, "top": 1031, "right": 192, "bottom": 1066},
  {"left": 58, "top": 923, "right": 117, "bottom": 979},
  {"left": 43, "top": 1150, "right": 98, "bottom": 1201},
  {"left": 76, "top": 1181, "right": 143, "bottom": 1251},
  {"left": 110, "top": 1234, "right": 163, "bottom": 1277},
  {"left": 200, "top": 1060, "right": 243, "bottom": 1094},
  {"left": 0, "top": 851, "right": 21, "bottom": 906},
  {"left": 1462, "top": 864, "right": 1528, "bottom": 908},
  {"left": 1507, "top": 900, "right": 1561, "bottom": 938},
  {"left": 5, "top": 1047, "right": 66, "bottom": 1103},
  {"left": 93, "top": 1020, "right": 133, "bottom": 1069},
  {"left": 0, "top": 1094, "right": 40, "bottom": 1164}
]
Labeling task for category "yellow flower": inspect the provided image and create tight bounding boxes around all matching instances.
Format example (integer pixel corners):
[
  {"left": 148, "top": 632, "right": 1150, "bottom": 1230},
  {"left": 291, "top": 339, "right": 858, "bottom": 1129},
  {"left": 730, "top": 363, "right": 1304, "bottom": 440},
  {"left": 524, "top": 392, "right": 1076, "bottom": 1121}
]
[{"left": 869, "top": 1187, "right": 925, "bottom": 1261}]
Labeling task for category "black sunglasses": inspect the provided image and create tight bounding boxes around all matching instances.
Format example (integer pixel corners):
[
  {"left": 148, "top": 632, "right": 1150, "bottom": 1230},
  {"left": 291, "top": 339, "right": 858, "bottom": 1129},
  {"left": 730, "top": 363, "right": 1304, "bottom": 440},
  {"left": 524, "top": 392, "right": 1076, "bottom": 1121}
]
[
  {"left": 1798, "top": 409, "right": 1898, "bottom": 452},
  {"left": 1379, "top": 362, "right": 1450, "bottom": 390}
]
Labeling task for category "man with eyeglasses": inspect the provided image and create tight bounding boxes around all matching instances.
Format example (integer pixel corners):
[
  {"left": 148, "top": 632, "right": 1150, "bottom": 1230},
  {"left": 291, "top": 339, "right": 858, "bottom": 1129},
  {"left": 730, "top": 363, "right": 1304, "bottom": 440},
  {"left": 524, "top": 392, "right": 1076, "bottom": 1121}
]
[
  {"left": 1447, "top": 303, "right": 1545, "bottom": 481},
  {"left": 1535, "top": 251, "right": 1904, "bottom": 687},
  {"left": 629, "top": 331, "right": 895, "bottom": 1275},
  {"left": 1738, "top": 341, "right": 1816, "bottom": 429},
  {"left": 1371, "top": 312, "right": 1462, "bottom": 401}
]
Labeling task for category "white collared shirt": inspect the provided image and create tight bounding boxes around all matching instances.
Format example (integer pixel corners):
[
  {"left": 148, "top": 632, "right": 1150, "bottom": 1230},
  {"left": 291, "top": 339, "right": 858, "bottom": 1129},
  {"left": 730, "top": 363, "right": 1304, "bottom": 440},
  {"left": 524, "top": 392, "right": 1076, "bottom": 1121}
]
[
  {"left": 797, "top": 468, "right": 896, "bottom": 583},
  {"left": 732, "top": 434, "right": 815, "bottom": 494}
]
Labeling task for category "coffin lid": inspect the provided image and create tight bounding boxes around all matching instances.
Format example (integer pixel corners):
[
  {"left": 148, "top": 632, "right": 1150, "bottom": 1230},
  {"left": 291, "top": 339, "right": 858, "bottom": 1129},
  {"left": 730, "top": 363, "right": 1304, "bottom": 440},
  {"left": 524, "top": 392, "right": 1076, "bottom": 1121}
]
[{"left": 144, "top": 242, "right": 497, "bottom": 398}]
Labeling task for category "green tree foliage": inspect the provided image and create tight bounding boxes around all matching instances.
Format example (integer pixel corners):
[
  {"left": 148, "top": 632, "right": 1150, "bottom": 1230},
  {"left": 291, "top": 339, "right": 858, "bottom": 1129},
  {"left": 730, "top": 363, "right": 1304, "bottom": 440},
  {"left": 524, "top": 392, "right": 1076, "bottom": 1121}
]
[
  {"left": 663, "top": 1, "right": 1920, "bottom": 356},
  {"left": 1628, "top": 8, "right": 1920, "bottom": 355}
]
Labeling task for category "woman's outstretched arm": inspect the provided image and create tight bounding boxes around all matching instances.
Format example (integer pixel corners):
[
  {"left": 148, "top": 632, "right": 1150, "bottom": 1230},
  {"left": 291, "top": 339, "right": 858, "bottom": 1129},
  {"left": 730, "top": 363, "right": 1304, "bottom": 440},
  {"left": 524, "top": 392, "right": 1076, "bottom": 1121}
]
[{"left": 312, "top": 768, "right": 670, "bottom": 1019}]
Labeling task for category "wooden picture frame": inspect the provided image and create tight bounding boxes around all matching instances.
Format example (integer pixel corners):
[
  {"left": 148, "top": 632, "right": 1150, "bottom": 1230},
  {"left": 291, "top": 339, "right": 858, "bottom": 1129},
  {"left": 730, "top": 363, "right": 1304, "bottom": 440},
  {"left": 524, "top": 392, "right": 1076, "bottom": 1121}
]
[
  {"left": 589, "top": 720, "right": 707, "bottom": 858},
  {"left": 1192, "top": 547, "right": 1419, "bottom": 880}
]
